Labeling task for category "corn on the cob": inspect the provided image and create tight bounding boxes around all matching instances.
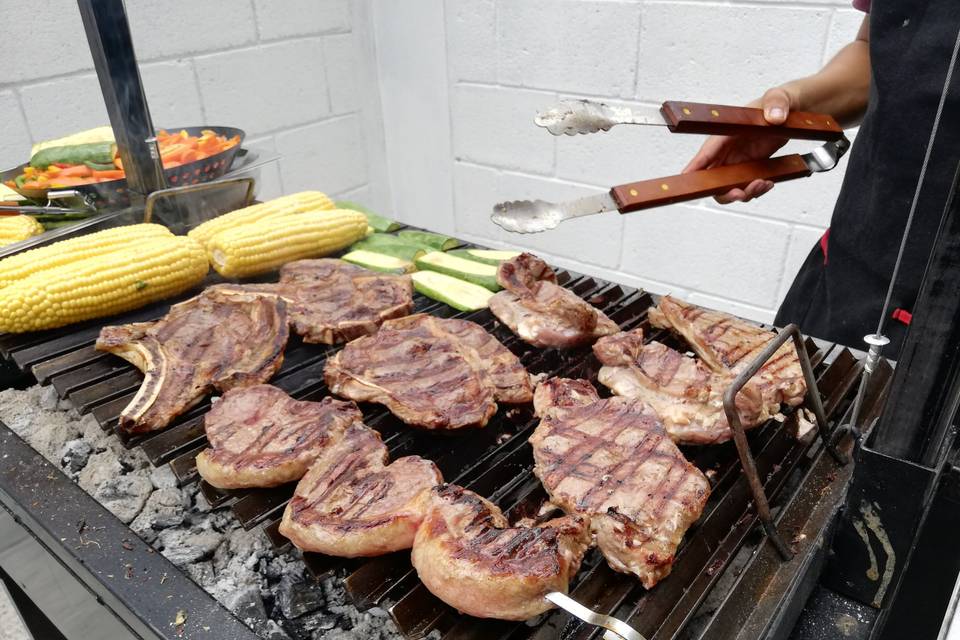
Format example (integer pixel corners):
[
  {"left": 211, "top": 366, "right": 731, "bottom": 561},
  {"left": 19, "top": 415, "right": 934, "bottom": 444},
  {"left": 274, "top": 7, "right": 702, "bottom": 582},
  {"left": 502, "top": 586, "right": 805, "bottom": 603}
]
[
  {"left": 0, "top": 215, "right": 44, "bottom": 247},
  {"left": 0, "top": 235, "right": 208, "bottom": 333},
  {"left": 0, "top": 223, "right": 173, "bottom": 289},
  {"left": 207, "top": 209, "right": 367, "bottom": 278},
  {"left": 188, "top": 191, "right": 336, "bottom": 248}
]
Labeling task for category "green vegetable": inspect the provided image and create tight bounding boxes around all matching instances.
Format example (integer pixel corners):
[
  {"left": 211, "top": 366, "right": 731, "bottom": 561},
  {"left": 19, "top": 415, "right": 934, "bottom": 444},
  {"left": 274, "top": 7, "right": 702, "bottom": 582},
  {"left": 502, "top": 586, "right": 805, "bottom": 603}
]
[
  {"left": 411, "top": 270, "right": 494, "bottom": 312},
  {"left": 350, "top": 238, "right": 426, "bottom": 262},
  {"left": 13, "top": 175, "right": 27, "bottom": 189},
  {"left": 29, "top": 142, "right": 116, "bottom": 169},
  {"left": 358, "top": 233, "right": 430, "bottom": 251},
  {"left": 415, "top": 251, "right": 500, "bottom": 291},
  {"left": 84, "top": 160, "right": 116, "bottom": 171},
  {"left": 398, "top": 230, "right": 459, "bottom": 251},
  {"left": 335, "top": 200, "right": 401, "bottom": 232},
  {"left": 448, "top": 248, "right": 521, "bottom": 266},
  {"left": 342, "top": 249, "right": 415, "bottom": 274}
]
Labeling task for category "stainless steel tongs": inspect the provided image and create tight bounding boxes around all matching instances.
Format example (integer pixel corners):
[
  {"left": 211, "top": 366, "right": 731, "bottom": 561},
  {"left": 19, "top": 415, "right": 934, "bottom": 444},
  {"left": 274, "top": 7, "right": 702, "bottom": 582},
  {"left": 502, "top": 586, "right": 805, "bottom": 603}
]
[
  {"left": 492, "top": 99, "right": 850, "bottom": 233},
  {"left": 545, "top": 592, "right": 647, "bottom": 640}
]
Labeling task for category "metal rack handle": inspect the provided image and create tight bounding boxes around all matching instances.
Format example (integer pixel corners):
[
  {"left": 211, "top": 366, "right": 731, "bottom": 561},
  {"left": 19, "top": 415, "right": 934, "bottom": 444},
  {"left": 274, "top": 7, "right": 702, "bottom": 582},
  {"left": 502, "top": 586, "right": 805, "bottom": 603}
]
[
  {"left": 545, "top": 592, "right": 647, "bottom": 640},
  {"left": 721, "top": 323, "right": 848, "bottom": 561}
]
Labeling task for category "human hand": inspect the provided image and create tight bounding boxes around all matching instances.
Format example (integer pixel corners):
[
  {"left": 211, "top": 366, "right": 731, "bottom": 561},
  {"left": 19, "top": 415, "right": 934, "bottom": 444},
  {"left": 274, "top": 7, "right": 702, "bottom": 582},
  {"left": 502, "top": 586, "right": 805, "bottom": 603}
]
[{"left": 683, "top": 87, "right": 794, "bottom": 203}]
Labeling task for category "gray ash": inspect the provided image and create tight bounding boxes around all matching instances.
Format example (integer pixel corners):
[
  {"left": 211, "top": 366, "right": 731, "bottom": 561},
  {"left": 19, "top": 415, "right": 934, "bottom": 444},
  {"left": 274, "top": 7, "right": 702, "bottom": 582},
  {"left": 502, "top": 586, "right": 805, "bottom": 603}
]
[{"left": 0, "top": 385, "right": 403, "bottom": 640}]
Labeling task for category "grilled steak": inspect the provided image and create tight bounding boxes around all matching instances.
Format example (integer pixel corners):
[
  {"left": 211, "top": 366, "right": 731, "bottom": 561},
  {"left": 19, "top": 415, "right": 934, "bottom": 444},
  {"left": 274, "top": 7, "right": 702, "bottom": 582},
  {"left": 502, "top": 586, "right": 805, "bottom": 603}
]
[
  {"left": 531, "top": 378, "right": 711, "bottom": 588},
  {"left": 196, "top": 384, "right": 361, "bottom": 489},
  {"left": 211, "top": 258, "right": 413, "bottom": 344},
  {"left": 411, "top": 484, "right": 591, "bottom": 620},
  {"left": 280, "top": 422, "right": 442, "bottom": 557},
  {"left": 96, "top": 290, "right": 288, "bottom": 433},
  {"left": 489, "top": 253, "right": 618, "bottom": 349},
  {"left": 593, "top": 329, "right": 766, "bottom": 445},
  {"left": 649, "top": 296, "right": 806, "bottom": 410},
  {"left": 324, "top": 314, "right": 533, "bottom": 429}
]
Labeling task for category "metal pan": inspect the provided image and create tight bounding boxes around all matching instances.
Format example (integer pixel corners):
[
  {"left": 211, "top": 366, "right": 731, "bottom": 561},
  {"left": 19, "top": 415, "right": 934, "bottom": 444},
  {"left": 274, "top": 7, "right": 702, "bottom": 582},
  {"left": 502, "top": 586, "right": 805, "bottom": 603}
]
[{"left": 0, "top": 125, "right": 245, "bottom": 209}]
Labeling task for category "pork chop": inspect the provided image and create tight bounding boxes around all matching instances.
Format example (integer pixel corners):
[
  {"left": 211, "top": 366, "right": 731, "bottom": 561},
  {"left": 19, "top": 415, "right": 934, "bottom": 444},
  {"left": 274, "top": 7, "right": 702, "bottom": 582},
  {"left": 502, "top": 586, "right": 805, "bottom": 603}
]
[
  {"left": 411, "top": 484, "right": 591, "bottom": 620},
  {"left": 324, "top": 314, "right": 533, "bottom": 429},
  {"left": 489, "top": 253, "right": 618, "bottom": 349},
  {"left": 593, "top": 329, "right": 767, "bottom": 445},
  {"left": 211, "top": 258, "right": 413, "bottom": 344},
  {"left": 195, "top": 385, "right": 361, "bottom": 489},
  {"left": 531, "top": 378, "right": 711, "bottom": 588},
  {"left": 96, "top": 290, "right": 289, "bottom": 433},
  {"left": 649, "top": 296, "right": 806, "bottom": 409},
  {"left": 280, "top": 422, "right": 442, "bottom": 557}
]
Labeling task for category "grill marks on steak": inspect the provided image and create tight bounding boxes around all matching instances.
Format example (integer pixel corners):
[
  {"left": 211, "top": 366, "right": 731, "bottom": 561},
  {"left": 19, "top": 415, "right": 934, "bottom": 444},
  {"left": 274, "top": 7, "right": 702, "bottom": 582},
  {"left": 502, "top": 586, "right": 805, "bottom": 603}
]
[
  {"left": 96, "top": 290, "right": 288, "bottom": 433},
  {"left": 324, "top": 314, "right": 533, "bottom": 429},
  {"left": 649, "top": 295, "right": 806, "bottom": 410},
  {"left": 280, "top": 422, "right": 442, "bottom": 557},
  {"left": 411, "top": 484, "right": 591, "bottom": 621},
  {"left": 195, "top": 384, "right": 361, "bottom": 489},
  {"left": 530, "top": 378, "right": 711, "bottom": 588},
  {"left": 489, "top": 253, "right": 618, "bottom": 349},
  {"left": 593, "top": 329, "right": 767, "bottom": 445},
  {"left": 211, "top": 258, "right": 413, "bottom": 344}
]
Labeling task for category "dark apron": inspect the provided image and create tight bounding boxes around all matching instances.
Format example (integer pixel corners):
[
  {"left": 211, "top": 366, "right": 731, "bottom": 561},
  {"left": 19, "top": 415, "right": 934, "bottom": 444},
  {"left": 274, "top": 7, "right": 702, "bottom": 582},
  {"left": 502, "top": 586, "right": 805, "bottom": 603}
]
[{"left": 776, "top": 2, "right": 960, "bottom": 357}]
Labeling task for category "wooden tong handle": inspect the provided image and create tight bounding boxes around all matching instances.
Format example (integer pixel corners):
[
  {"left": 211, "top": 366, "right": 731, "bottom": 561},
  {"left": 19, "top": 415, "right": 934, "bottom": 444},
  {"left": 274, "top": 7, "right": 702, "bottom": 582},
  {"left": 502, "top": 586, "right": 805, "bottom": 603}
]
[
  {"left": 661, "top": 101, "right": 844, "bottom": 141},
  {"left": 611, "top": 154, "right": 811, "bottom": 213}
]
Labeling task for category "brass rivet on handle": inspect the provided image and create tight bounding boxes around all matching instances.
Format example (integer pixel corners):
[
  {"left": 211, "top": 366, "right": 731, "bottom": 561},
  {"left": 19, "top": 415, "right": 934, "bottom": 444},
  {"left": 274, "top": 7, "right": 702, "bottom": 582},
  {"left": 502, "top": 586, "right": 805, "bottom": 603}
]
[
  {"left": 805, "top": 119, "right": 813, "bottom": 125},
  {"left": 682, "top": 107, "right": 691, "bottom": 115},
  {"left": 711, "top": 109, "right": 719, "bottom": 117},
  {"left": 660, "top": 184, "right": 669, "bottom": 191},
  {"left": 629, "top": 188, "right": 639, "bottom": 197}
]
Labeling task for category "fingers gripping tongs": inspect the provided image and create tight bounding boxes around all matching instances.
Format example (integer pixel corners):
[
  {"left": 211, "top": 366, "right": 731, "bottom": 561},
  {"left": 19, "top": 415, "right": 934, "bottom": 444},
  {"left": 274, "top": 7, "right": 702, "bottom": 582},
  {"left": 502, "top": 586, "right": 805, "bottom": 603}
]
[{"left": 491, "top": 100, "right": 850, "bottom": 233}]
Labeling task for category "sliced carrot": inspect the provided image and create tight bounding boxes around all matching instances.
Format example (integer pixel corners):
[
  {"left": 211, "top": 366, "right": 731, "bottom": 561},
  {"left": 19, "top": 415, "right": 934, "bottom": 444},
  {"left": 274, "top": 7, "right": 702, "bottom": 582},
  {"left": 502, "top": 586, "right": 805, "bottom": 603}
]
[
  {"left": 92, "top": 169, "right": 124, "bottom": 180},
  {"left": 57, "top": 165, "right": 92, "bottom": 178}
]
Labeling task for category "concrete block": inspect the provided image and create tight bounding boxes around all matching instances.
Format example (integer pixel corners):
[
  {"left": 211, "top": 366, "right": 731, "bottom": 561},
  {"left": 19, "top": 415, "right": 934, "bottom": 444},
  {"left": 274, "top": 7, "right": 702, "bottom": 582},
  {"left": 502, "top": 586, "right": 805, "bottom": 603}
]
[
  {"left": 194, "top": 40, "right": 330, "bottom": 135},
  {"left": 445, "top": 0, "right": 496, "bottom": 82},
  {"left": 19, "top": 75, "right": 108, "bottom": 143},
  {"left": 452, "top": 162, "right": 505, "bottom": 242},
  {"left": 141, "top": 61, "right": 205, "bottom": 128},
  {"left": 242, "top": 136, "right": 284, "bottom": 200},
  {"left": 451, "top": 84, "right": 556, "bottom": 175},
  {"left": 498, "top": 0, "right": 641, "bottom": 97},
  {"left": 0, "top": 92, "right": 32, "bottom": 169},
  {"left": 333, "top": 184, "right": 372, "bottom": 205},
  {"left": 275, "top": 115, "right": 367, "bottom": 194},
  {"left": 620, "top": 203, "right": 790, "bottom": 307},
  {"left": 686, "top": 291, "right": 776, "bottom": 324},
  {"left": 636, "top": 4, "right": 830, "bottom": 104},
  {"left": 324, "top": 33, "right": 360, "bottom": 114},
  {"left": 0, "top": 3, "right": 93, "bottom": 83},
  {"left": 127, "top": 0, "right": 256, "bottom": 60},
  {"left": 777, "top": 224, "right": 825, "bottom": 304},
  {"left": 824, "top": 9, "right": 866, "bottom": 64},
  {"left": 254, "top": 0, "right": 351, "bottom": 40}
]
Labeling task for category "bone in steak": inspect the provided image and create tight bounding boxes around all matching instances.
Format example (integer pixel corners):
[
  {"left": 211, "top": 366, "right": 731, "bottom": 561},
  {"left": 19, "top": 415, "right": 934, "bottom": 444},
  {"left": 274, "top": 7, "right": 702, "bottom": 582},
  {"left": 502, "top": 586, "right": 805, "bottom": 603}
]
[
  {"left": 96, "top": 290, "right": 289, "bottom": 433},
  {"left": 280, "top": 421, "right": 442, "bottom": 557},
  {"left": 531, "top": 378, "right": 711, "bottom": 588},
  {"left": 411, "top": 484, "right": 591, "bottom": 620},
  {"left": 324, "top": 313, "right": 533, "bottom": 429},
  {"left": 196, "top": 384, "right": 361, "bottom": 489},
  {"left": 649, "top": 295, "right": 806, "bottom": 410},
  {"left": 593, "top": 328, "right": 766, "bottom": 445},
  {"left": 210, "top": 258, "right": 413, "bottom": 344},
  {"left": 488, "top": 253, "right": 618, "bottom": 349}
]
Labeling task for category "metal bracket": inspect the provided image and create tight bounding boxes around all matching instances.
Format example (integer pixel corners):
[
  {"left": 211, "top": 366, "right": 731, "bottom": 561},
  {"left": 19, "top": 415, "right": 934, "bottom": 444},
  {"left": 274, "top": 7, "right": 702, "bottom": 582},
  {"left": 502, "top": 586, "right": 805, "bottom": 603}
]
[
  {"left": 143, "top": 176, "right": 256, "bottom": 224},
  {"left": 545, "top": 592, "right": 647, "bottom": 640},
  {"left": 722, "top": 323, "right": 847, "bottom": 561}
]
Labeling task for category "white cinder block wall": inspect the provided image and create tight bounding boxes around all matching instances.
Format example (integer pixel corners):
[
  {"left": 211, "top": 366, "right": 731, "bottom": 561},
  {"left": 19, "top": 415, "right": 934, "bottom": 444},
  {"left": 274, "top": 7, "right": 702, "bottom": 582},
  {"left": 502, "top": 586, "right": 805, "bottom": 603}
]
[
  {"left": 0, "top": 0, "right": 388, "bottom": 206},
  {"left": 373, "top": 0, "right": 864, "bottom": 323}
]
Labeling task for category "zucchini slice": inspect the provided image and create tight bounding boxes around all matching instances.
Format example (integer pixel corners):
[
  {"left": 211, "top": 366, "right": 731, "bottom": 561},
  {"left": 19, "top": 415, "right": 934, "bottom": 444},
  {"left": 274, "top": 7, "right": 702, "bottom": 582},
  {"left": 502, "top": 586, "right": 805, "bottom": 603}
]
[
  {"left": 448, "top": 248, "right": 521, "bottom": 266},
  {"left": 412, "top": 270, "right": 494, "bottom": 312},
  {"left": 335, "top": 200, "right": 401, "bottom": 232},
  {"left": 414, "top": 251, "right": 500, "bottom": 291},
  {"left": 398, "top": 230, "right": 459, "bottom": 251},
  {"left": 350, "top": 238, "right": 426, "bottom": 262},
  {"left": 342, "top": 250, "right": 415, "bottom": 274}
]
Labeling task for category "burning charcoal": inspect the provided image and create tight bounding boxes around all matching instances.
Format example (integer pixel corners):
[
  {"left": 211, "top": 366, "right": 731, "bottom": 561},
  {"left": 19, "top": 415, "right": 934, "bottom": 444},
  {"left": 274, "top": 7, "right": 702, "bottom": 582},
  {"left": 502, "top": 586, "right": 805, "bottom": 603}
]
[
  {"left": 60, "top": 439, "right": 92, "bottom": 474},
  {"left": 157, "top": 528, "right": 223, "bottom": 565},
  {"left": 186, "top": 561, "right": 216, "bottom": 589},
  {"left": 222, "top": 584, "right": 269, "bottom": 628},
  {"left": 130, "top": 487, "right": 189, "bottom": 540},
  {"left": 260, "top": 620, "right": 290, "bottom": 640},
  {"left": 149, "top": 464, "right": 178, "bottom": 490},
  {"left": 277, "top": 573, "right": 326, "bottom": 619},
  {"left": 78, "top": 450, "right": 123, "bottom": 494},
  {"left": 93, "top": 474, "right": 153, "bottom": 524},
  {"left": 281, "top": 609, "right": 337, "bottom": 637},
  {"left": 39, "top": 386, "right": 60, "bottom": 411}
]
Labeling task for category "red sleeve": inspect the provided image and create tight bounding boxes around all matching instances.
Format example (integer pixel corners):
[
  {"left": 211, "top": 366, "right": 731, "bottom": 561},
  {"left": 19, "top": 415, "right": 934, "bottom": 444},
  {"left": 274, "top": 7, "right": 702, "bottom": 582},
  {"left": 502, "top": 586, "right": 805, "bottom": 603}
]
[{"left": 852, "top": 0, "right": 870, "bottom": 11}]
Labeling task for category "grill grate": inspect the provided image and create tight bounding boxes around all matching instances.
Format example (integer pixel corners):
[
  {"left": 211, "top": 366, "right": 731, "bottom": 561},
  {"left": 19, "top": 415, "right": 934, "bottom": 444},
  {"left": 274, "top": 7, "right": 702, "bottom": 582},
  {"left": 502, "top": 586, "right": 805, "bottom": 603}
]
[{"left": 0, "top": 247, "right": 886, "bottom": 640}]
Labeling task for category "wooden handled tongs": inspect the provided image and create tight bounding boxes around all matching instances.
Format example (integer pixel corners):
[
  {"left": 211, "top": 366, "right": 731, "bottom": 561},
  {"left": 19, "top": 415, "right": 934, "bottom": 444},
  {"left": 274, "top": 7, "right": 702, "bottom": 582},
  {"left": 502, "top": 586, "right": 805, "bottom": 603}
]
[{"left": 491, "top": 99, "right": 850, "bottom": 233}]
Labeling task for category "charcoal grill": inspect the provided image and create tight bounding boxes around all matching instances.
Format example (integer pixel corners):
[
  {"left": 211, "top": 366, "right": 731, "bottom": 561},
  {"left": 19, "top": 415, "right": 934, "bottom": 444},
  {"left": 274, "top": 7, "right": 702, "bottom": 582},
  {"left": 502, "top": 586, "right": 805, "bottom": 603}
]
[{"left": 0, "top": 213, "right": 894, "bottom": 638}]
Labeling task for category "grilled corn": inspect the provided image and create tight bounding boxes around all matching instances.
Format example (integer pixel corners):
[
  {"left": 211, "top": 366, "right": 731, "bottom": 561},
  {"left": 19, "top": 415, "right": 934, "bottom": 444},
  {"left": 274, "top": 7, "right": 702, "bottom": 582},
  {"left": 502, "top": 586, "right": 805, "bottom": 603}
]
[
  {"left": 0, "top": 235, "right": 208, "bottom": 333},
  {"left": 0, "top": 223, "right": 173, "bottom": 289},
  {"left": 188, "top": 191, "right": 336, "bottom": 248},
  {"left": 0, "top": 215, "right": 44, "bottom": 247},
  {"left": 207, "top": 209, "right": 367, "bottom": 278}
]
